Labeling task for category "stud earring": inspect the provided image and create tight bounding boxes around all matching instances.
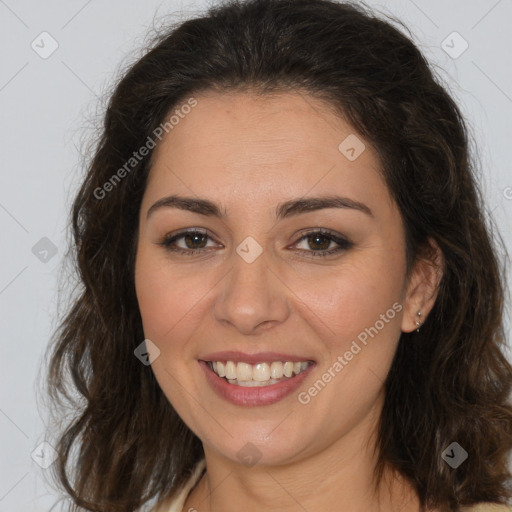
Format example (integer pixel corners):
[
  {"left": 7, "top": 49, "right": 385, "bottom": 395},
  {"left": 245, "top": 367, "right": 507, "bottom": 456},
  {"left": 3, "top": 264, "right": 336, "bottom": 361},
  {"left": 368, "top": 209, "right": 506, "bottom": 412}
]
[{"left": 415, "top": 310, "right": 423, "bottom": 332}]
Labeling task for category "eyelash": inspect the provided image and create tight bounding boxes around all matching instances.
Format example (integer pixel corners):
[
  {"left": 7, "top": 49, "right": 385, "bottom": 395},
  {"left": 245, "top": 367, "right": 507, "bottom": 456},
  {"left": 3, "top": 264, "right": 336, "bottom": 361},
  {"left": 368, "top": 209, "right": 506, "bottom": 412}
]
[{"left": 157, "top": 228, "right": 353, "bottom": 258}]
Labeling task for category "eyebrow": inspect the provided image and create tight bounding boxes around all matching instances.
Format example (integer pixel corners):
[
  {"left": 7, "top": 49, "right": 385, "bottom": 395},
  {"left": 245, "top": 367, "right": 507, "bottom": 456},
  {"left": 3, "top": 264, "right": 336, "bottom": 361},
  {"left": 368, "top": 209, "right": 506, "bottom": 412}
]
[{"left": 146, "top": 194, "right": 373, "bottom": 220}]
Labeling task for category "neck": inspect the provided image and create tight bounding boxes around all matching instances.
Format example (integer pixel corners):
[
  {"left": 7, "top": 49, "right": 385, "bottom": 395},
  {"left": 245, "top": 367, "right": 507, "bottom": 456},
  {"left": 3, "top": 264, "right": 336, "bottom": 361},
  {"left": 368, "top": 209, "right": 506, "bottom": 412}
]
[{"left": 184, "top": 396, "right": 423, "bottom": 512}]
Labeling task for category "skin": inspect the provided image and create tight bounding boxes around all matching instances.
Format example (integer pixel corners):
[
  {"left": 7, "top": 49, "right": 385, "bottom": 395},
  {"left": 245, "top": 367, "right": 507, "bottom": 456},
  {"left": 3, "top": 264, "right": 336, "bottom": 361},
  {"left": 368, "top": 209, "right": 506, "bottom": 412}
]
[{"left": 134, "top": 90, "right": 443, "bottom": 512}]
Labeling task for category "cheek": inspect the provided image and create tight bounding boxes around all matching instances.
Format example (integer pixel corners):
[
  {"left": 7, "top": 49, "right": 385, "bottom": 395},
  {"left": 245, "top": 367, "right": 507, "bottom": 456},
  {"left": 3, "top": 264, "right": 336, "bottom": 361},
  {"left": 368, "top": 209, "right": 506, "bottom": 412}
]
[
  {"left": 135, "top": 258, "right": 172, "bottom": 340},
  {"left": 134, "top": 250, "right": 205, "bottom": 413},
  {"left": 135, "top": 248, "right": 208, "bottom": 342},
  {"left": 292, "top": 260, "right": 404, "bottom": 423},
  {"left": 302, "top": 256, "right": 404, "bottom": 337}
]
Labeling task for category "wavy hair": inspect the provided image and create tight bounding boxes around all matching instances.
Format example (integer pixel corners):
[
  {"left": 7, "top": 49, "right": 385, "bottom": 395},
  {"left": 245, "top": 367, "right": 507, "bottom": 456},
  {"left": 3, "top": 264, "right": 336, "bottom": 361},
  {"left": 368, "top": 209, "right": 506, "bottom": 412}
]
[{"left": 43, "top": 0, "right": 512, "bottom": 510}]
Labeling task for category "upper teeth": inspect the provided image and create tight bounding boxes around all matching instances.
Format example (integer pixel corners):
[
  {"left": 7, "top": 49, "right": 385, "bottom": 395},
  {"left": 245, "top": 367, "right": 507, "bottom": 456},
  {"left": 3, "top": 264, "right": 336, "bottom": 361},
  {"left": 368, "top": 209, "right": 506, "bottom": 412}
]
[{"left": 209, "top": 361, "right": 310, "bottom": 381}]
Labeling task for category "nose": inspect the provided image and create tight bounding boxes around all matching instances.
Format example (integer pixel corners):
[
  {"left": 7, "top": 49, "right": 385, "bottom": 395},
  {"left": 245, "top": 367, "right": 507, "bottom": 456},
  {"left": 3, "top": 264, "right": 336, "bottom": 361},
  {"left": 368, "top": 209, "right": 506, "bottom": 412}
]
[{"left": 213, "top": 247, "right": 291, "bottom": 336}]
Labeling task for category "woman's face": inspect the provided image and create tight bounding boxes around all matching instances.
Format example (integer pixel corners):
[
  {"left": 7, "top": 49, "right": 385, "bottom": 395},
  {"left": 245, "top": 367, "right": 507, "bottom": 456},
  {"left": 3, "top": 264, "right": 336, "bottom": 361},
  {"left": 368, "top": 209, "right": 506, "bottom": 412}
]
[{"left": 135, "top": 90, "right": 418, "bottom": 466}]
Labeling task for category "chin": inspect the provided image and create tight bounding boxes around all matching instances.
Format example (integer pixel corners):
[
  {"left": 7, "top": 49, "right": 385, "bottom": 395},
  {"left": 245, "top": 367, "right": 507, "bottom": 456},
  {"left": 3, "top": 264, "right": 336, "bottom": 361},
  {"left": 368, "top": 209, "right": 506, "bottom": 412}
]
[{"left": 200, "top": 425, "right": 315, "bottom": 467}]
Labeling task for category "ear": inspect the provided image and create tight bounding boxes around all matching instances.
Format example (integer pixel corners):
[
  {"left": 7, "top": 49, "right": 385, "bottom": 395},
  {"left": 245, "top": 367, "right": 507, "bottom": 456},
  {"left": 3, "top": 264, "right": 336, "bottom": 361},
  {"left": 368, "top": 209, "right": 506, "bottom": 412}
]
[{"left": 401, "top": 237, "right": 444, "bottom": 333}]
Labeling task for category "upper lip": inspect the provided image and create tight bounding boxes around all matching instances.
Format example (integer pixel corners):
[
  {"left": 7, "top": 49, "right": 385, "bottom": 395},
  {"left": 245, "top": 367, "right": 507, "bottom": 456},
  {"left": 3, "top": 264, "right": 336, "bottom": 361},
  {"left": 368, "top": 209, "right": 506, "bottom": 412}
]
[{"left": 199, "top": 351, "right": 315, "bottom": 364}]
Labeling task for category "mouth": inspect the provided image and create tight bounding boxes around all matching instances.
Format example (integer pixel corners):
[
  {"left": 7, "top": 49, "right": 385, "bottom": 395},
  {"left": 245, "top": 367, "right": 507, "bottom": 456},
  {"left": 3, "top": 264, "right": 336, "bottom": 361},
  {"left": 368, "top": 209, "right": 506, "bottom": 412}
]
[
  {"left": 205, "top": 360, "right": 312, "bottom": 387},
  {"left": 198, "top": 353, "right": 316, "bottom": 406}
]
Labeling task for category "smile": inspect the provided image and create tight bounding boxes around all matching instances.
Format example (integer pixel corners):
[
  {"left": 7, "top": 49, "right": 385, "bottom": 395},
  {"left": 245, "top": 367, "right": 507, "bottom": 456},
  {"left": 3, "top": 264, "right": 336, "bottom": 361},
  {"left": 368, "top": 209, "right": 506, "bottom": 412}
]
[
  {"left": 199, "top": 354, "right": 316, "bottom": 406},
  {"left": 207, "top": 360, "right": 311, "bottom": 387}
]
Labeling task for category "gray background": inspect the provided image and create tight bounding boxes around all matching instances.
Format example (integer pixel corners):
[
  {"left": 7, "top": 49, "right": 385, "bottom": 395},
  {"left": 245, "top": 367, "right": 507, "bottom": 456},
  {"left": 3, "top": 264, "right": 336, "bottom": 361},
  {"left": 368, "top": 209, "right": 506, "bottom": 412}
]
[{"left": 1, "top": 0, "right": 511, "bottom": 509}]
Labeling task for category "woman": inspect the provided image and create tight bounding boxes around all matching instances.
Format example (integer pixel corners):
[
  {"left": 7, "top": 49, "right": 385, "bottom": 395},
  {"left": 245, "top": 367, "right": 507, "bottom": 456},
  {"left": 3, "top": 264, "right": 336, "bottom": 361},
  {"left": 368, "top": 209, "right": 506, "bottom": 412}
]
[{"left": 44, "top": 0, "right": 512, "bottom": 510}]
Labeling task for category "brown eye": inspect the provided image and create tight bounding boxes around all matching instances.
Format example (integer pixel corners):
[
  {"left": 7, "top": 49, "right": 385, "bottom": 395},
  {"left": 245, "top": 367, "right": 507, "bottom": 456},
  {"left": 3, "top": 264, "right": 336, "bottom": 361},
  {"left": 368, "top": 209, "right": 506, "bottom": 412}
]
[
  {"left": 305, "top": 233, "right": 331, "bottom": 251},
  {"left": 293, "top": 230, "right": 352, "bottom": 258},
  {"left": 158, "top": 229, "right": 219, "bottom": 255},
  {"left": 181, "top": 232, "right": 208, "bottom": 249}
]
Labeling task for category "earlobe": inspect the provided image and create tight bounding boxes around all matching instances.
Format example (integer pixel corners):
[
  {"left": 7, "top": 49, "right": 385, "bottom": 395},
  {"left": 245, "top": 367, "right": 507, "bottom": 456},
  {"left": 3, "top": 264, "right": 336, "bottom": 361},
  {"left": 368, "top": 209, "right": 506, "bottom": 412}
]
[
  {"left": 401, "top": 238, "right": 444, "bottom": 333},
  {"left": 414, "top": 310, "right": 423, "bottom": 332}
]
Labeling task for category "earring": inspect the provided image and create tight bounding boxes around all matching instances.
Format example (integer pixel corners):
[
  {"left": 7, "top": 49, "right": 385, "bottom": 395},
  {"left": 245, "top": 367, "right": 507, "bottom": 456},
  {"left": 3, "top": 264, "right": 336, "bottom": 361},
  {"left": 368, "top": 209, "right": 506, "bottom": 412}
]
[{"left": 415, "top": 310, "right": 422, "bottom": 332}]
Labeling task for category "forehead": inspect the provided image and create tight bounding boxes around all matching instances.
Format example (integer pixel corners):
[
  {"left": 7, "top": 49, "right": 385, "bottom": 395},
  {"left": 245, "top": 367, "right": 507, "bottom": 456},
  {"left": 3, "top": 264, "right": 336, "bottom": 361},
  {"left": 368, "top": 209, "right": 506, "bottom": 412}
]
[
  {"left": 144, "top": 90, "right": 393, "bottom": 217},
  {"left": 151, "top": 90, "right": 370, "bottom": 166}
]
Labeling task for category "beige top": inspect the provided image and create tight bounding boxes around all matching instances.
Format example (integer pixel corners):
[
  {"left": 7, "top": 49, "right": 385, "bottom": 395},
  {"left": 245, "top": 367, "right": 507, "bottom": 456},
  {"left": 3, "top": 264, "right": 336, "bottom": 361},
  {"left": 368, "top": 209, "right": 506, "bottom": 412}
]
[
  {"left": 155, "top": 459, "right": 206, "bottom": 512},
  {"left": 156, "top": 459, "right": 512, "bottom": 512}
]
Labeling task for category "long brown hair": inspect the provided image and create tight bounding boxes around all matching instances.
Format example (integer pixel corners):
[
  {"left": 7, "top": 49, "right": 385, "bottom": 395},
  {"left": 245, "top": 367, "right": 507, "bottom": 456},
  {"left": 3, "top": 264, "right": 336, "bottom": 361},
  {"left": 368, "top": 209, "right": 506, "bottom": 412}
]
[{"left": 42, "top": 0, "right": 512, "bottom": 510}]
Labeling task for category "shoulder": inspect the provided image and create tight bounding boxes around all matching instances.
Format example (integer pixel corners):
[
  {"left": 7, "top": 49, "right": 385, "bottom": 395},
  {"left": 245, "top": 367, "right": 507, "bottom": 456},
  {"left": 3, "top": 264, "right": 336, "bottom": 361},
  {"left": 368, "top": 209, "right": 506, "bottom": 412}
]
[
  {"left": 152, "top": 459, "right": 206, "bottom": 512},
  {"left": 459, "top": 503, "right": 512, "bottom": 512}
]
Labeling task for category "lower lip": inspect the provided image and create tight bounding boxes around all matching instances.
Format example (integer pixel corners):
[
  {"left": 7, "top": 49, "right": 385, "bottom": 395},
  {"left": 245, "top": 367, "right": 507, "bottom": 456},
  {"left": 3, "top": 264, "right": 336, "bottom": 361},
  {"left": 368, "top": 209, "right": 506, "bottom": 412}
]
[{"left": 199, "top": 360, "right": 315, "bottom": 406}]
